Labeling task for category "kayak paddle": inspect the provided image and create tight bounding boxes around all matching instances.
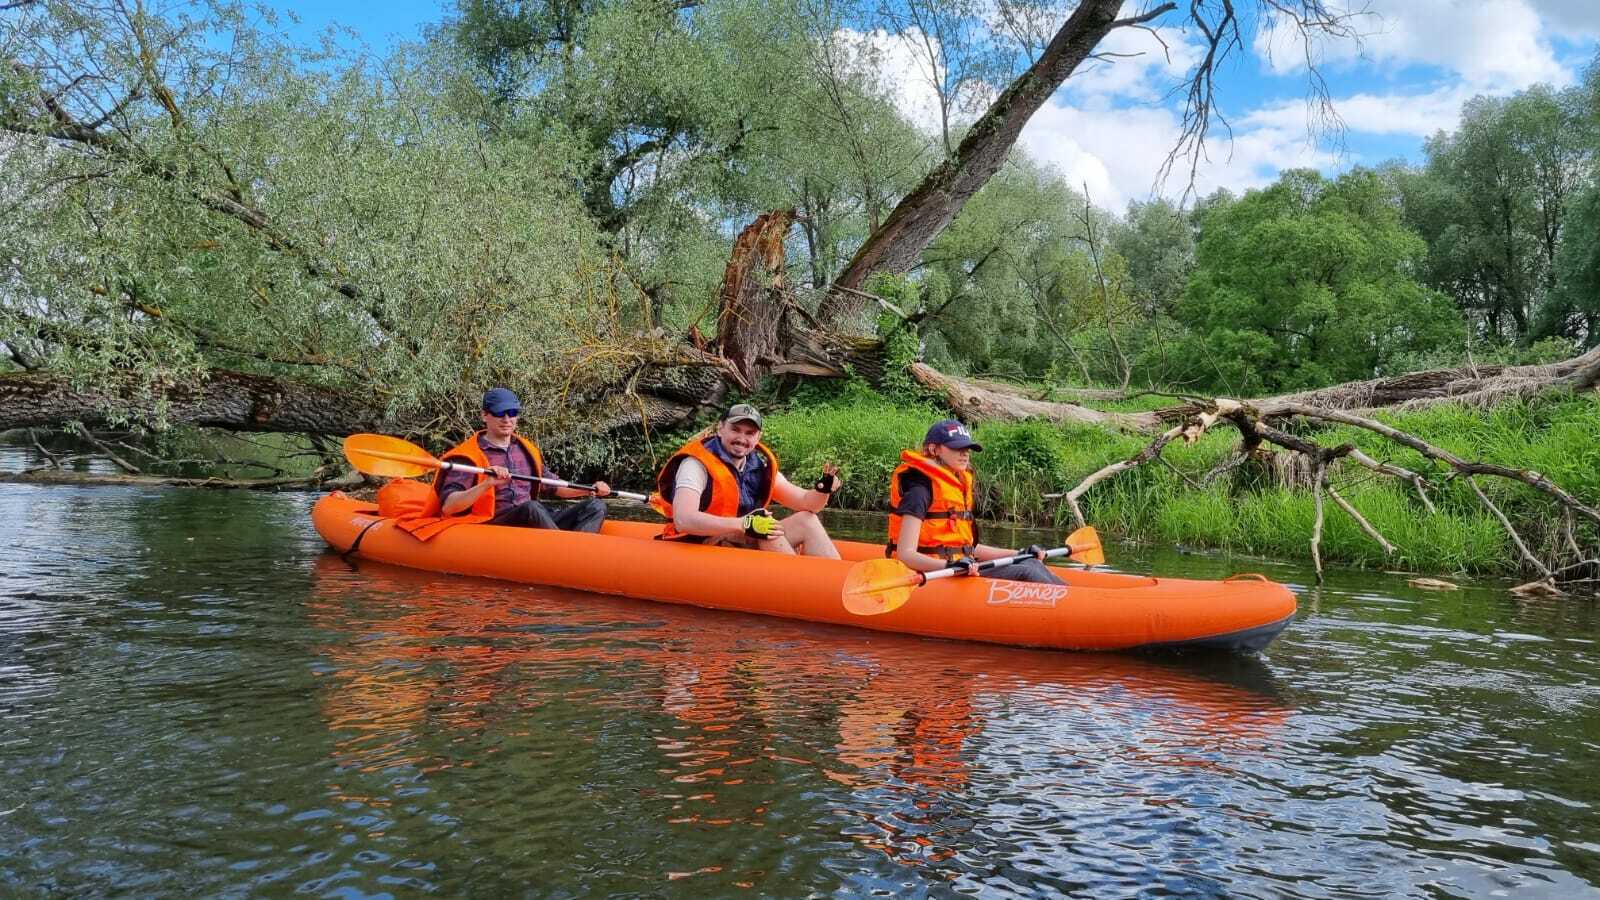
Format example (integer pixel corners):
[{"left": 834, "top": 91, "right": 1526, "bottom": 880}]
[
  {"left": 841, "top": 526, "right": 1105, "bottom": 616},
  {"left": 342, "top": 433, "right": 650, "bottom": 502}
]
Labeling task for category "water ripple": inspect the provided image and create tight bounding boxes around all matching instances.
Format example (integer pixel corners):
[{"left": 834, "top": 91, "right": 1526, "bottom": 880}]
[{"left": 2, "top": 486, "right": 1600, "bottom": 895}]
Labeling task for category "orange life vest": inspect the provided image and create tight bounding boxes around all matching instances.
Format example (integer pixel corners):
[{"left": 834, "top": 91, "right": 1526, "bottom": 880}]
[
  {"left": 395, "top": 432, "right": 545, "bottom": 541},
  {"left": 650, "top": 437, "right": 779, "bottom": 540},
  {"left": 887, "top": 450, "right": 976, "bottom": 556}
]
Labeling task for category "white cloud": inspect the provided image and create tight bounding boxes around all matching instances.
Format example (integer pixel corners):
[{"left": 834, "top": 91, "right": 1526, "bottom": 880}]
[
  {"left": 1529, "top": 0, "right": 1600, "bottom": 39},
  {"left": 858, "top": 0, "right": 1595, "bottom": 213},
  {"left": 1241, "top": 85, "right": 1478, "bottom": 139},
  {"left": 1019, "top": 101, "right": 1339, "bottom": 211},
  {"left": 1255, "top": 0, "right": 1577, "bottom": 90},
  {"left": 1063, "top": 22, "right": 1206, "bottom": 103},
  {"left": 841, "top": 27, "right": 949, "bottom": 134}
]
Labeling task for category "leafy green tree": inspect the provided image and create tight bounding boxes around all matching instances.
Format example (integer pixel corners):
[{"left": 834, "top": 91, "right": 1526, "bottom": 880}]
[
  {"left": 0, "top": 0, "right": 633, "bottom": 429},
  {"left": 1403, "top": 86, "right": 1592, "bottom": 342},
  {"left": 1539, "top": 184, "right": 1600, "bottom": 347},
  {"left": 1176, "top": 169, "right": 1466, "bottom": 395},
  {"left": 1532, "top": 63, "right": 1600, "bottom": 348},
  {"left": 437, "top": 0, "right": 934, "bottom": 307},
  {"left": 1109, "top": 198, "right": 1195, "bottom": 318}
]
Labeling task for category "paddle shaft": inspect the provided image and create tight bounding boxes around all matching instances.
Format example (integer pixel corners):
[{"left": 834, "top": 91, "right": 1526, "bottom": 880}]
[
  {"left": 435, "top": 459, "right": 648, "bottom": 502},
  {"left": 354, "top": 445, "right": 648, "bottom": 501},
  {"left": 917, "top": 545, "right": 1078, "bottom": 585}
]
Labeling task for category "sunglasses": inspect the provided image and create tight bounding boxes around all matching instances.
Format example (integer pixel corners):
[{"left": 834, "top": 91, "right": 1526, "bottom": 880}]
[{"left": 486, "top": 409, "right": 520, "bottom": 418}]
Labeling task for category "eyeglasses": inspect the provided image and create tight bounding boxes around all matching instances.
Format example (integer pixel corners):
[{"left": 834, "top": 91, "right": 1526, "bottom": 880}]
[{"left": 486, "top": 409, "right": 520, "bottom": 419}]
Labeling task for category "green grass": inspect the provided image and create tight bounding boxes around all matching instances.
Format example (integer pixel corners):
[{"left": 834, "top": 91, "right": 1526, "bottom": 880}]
[
  {"left": 755, "top": 389, "right": 1600, "bottom": 576},
  {"left": 760, "top": 396, "right": 943, "bottom": 513}
]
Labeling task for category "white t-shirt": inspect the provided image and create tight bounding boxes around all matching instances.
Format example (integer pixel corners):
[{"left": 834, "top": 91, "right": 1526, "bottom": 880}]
[{"left": 674, "top": 456, "right": 712, "bottom": 497}]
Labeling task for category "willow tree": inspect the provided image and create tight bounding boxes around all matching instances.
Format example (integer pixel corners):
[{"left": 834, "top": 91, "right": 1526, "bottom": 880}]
[
  {"left": 0, "top": 0, "right": 720, "bottom": 444},
  {"left": 5, "top": 1, "right": 1598, "bottom": 589},
  {"left": 1400, "top": 85, "right": 1594, "bottom": 343}
]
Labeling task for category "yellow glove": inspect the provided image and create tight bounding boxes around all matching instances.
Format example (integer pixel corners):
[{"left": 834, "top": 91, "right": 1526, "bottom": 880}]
[{"left": 743, "top": 508, "right": 780, "bottom": 540}]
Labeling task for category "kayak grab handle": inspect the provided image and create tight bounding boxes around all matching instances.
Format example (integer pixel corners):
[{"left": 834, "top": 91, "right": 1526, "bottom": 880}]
[{"left": 1222, "top": 573, "right": 1270, "bottom": 583}]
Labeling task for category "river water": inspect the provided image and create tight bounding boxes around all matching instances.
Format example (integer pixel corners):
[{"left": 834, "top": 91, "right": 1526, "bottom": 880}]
[{"left": 3, "top": 449, "right": 1600, "bottom": 896}]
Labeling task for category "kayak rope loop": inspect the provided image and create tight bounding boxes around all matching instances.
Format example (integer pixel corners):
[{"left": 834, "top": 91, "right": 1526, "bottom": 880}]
[{"left": 340, "top": 517, "right": 386, "bottom": 567}]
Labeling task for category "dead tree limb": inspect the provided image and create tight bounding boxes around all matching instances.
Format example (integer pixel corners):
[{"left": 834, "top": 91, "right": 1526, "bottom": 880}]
[
  {"left": 79, "top": 430, "right": 141, "bottom": 474},
  {"left": 1036, "top": 390, "right": 1595, "bottom": 584},
  {"left": 1269, "top": 401, "right": 1600, "bottom": 530},
  {"left": 1347, "top": 448, "right": 1436, "bottom": 514},
  {"left": 1310, "top": 460, "right": 1328, "bottom": 583},
  {"left": 1327, "top": 482, "right": 1396, "bottom": 556},
  {"left": 1466, "top": 476, "right": 1552, "bottom": 578}
]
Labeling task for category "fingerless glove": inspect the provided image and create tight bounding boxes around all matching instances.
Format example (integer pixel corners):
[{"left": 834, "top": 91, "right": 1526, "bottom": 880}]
[{"left": 743, "top": 508, "right": 779, "bottom": 539}]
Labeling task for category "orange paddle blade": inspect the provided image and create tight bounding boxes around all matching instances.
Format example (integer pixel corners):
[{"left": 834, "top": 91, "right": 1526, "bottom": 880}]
[
  {"left": 842, "top": 558, "right": 922, "bottom": 616},
  {"left": 1065, "top": 526, "right": 1105, "bottom": 566},
  {"left": 343, "top": 433, "right": 441, "bottom": 479}
]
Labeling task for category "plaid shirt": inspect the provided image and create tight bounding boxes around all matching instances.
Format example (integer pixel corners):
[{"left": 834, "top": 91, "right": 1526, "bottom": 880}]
[{"left": 438, "top": 434, "right": 556, "bottom": 510}]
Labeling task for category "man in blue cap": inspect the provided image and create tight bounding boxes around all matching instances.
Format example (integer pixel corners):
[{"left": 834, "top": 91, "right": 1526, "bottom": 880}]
[
  {"left": 434, "top": 387, "right": 612, "bottom": 532},
  {"left": 885, "top": 419, "right": 1061, "bottom": 584}
]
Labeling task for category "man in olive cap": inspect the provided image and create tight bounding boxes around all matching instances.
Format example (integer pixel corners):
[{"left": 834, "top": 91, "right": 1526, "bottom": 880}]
[
  {"left": 434, "top": 387, "right": 612, "bottom": 532},
  {"left": 651, "top": 403, "right": 841, "bottom": 556}
]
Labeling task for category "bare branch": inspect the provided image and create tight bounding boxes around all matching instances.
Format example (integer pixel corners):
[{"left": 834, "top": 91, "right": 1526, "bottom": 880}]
[
  {"left": 1162, "top": 1, "right": 1371, "bottom": 200},
  {"left": 79, "top": 430, "right": 141, "bottom": 474},
  {"left": 1310, "top": 458, "right": 1327, "bottom": 582},
  {"left": 1346, "top": 448, "right": 1435, "bottom": 514},
  {"left": 1063, "top": 426, "right": 1184, "bottom": 506},
  {"left": 1327, "top": 482, "right": 1396, "bottom": 556},
  {"left": 1271, "top": 401, "right": 1600, "bottom": 530},
  {"left": 1201, "top": 450, "right": 1249, "bottom": 486},
  {"left": 1112, "top": 3, "right": 1177, "bottom": 28},
  {"left": 1466, "top": 476, "right": 1551, "bottom": 578}
]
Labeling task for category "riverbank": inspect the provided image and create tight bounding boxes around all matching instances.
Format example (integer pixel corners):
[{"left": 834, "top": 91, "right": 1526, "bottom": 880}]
[
  {"left": 756, "top": 387, "right": 1600, "bottom": 576},
  {"left": 6, "top": 386, "right": 1595, "bottom": 577}
]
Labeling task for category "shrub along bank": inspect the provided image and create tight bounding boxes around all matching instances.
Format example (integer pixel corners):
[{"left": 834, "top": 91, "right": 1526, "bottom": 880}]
[{"left": 757, "top": 386, "right": 1600, "bottom": 576}]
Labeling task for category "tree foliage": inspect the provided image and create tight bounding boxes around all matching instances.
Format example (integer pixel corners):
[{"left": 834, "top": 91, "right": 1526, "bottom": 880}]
[
  {"left": 5, "top": 0, "right": 1598, "bottom": 444},
  {"left": 1174, "top": 169, "right": 1465, "bottom": 395},
  {"left": 1400, "top": 82, "right": 1595, "bottom": 345},
  {"left": 1, "top": 0, "right": 645, "bottom": 432}
]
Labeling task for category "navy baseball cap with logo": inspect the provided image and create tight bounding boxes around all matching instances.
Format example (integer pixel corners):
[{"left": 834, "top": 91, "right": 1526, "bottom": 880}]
[
  {"left": 923, "top": 419, "right": 982, "bottom": 451},
  {"left": 482, "top": 387, "right": 521, "bottom": 415}
]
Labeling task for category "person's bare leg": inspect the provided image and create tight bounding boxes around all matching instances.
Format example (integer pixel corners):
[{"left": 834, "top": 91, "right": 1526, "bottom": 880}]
[
  {"left": 756, "top": 534, "right": 798, "bottom": 554},
  {"left": 710, "top": 533, "right": 796, "bottom": 554},
  {"left": 780, "top": 511, "right": 840, "bottom": 559}
]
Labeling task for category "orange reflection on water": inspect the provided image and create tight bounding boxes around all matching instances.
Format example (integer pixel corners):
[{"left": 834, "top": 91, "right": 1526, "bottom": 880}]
[{"left": 306, "top": 553, "right": 1294, "bottom": 869}]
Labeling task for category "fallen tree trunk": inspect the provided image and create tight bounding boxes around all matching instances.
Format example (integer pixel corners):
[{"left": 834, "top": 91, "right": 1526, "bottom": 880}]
[
  {"left": 909, "top": 363, "right": 1162, "bottom": 431},
  {"left": 1, "top": 467, "right": 364, "bottom": 491},
  {"left": 0, "top": 369, "right": 387, "bottom": 434},
  {"left": 912, "top": 348, "right": 1600, "bottom": 428}
]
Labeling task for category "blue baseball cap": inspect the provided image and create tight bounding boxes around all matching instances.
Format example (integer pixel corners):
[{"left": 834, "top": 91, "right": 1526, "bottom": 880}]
[
  {"left": 923, "top": 419, "right": 982, "bottom": 451},
  {"left": 482, "top": 387, "right": 520, "bottom": 415}
]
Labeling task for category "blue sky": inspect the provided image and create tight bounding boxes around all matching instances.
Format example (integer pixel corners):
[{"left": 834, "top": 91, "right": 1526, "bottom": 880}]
[
  {"left": 264, "top": 1, "right": 443, "bottom": 49},
  {"left": 269, "top": 0, "right": 1600, "bottom": 211}
]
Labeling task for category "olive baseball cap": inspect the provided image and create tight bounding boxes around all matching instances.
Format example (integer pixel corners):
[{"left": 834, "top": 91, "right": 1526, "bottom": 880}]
[{"left": 722, "top": 403, "right": 764, "bottom": 428}]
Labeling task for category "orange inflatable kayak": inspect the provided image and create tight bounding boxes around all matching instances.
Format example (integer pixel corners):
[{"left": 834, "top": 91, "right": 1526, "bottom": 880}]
[{"left": 311, "top": 491, "right": 1297, "bottom": 652}]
